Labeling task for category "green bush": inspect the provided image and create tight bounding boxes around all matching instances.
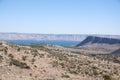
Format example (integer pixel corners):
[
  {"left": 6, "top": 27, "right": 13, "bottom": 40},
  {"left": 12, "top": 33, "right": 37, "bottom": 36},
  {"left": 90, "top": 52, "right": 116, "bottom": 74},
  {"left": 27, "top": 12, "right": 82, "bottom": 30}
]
[{"left": 10, "top": 59, "right": 30, "bottom": 69}]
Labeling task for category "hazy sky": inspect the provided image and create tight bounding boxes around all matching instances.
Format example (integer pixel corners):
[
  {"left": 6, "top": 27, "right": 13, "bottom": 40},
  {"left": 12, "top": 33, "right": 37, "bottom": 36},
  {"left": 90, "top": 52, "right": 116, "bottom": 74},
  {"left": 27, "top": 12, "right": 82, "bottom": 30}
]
[{"left": 0, "top": 0, "right": 120, "bottom": 35}]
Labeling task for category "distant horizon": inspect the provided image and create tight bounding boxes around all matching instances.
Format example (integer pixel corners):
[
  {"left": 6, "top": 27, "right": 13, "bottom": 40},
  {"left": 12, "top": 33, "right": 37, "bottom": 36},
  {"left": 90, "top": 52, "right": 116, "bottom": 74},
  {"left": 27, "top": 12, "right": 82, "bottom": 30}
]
[{"left": 0, "top": 32, "right": 120, "bottom": 36}]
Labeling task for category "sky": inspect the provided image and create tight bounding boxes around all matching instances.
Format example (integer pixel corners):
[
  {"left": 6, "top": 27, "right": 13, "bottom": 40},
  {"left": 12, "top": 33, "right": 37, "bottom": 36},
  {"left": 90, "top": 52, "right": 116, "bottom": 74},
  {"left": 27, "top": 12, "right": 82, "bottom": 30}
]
[{"left": 0, "top": 0, "right": 120, "bottom": 35}]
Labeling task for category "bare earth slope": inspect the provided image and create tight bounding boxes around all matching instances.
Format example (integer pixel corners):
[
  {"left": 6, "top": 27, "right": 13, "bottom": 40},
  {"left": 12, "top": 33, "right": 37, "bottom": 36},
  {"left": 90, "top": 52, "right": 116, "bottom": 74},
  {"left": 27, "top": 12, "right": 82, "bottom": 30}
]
[{"left": 0, "top": 42, "right": 120, "bottom": 80}]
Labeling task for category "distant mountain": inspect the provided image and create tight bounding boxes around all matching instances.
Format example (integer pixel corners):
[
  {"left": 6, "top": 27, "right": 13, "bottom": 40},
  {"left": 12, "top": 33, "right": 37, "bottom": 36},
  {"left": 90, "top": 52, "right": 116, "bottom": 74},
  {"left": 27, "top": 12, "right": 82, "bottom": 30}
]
[
  {"left": 0, "top": 33, "right": 87, "bottom": 41},
  {"left": 76, "top": 36, "right": 120, "bottom": 46},
  {"left": 0, "top": 33, "right": 120, "bottom": 41},
  {"left": 76, "top": 36, "right": 120, "bottom": 53},
  {"left": 112, "top": 48, "right": 120, "bottom": 54}
]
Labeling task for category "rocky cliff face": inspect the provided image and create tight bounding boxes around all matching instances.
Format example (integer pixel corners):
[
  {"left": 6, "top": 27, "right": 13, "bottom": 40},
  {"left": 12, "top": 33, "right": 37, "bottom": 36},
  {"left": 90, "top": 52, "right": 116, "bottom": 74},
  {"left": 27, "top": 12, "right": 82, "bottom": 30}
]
[
  {"left": 112, "top": 48, "right": 120, "bottom": 54},
  {"left": 76, "top": 36, "right": 120, "bottom": 53},
  {"left": 76, "top": 36, "right": 120, "bottom": 47}
]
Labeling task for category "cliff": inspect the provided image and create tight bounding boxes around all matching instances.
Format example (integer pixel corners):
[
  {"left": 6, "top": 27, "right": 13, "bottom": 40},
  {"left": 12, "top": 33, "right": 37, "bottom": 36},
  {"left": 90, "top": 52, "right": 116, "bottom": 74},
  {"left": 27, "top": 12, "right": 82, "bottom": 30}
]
[
  {"left": 112, "top": 48, "right": 120, "bottom": 54},
  {"left": 76, "top": 36, "right": 120, "bottom": 47},
  {"left": 76, "top": 36, "right": 120, "bottom": 53}
]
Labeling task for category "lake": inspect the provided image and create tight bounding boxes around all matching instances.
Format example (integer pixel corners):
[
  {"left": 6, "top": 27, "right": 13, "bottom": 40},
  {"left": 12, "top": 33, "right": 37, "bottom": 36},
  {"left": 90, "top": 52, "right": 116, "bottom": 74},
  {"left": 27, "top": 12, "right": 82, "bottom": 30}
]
[{"left": 4, "top": 40, "right": 80, "bottom": 46}]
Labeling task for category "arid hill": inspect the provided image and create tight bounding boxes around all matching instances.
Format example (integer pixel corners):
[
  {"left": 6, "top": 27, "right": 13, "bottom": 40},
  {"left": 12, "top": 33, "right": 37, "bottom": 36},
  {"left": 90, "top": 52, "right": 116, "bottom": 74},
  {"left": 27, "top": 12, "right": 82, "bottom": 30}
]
[
  {"left": 76, "top": 36, "right": 120, "bottom": 46},
  {"left": 76, "top": 36, "right": 120, "bottom": 53},
  {"left": 0, "top": 42, "right": 120, "bottom": 80},
  {"left": 112, "top": 48, "right": 120, "bottom": 54}
]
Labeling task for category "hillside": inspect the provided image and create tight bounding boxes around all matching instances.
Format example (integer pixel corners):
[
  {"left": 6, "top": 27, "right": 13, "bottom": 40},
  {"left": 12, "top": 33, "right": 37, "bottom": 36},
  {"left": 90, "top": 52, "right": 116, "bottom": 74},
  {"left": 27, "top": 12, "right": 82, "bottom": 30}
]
[
  {"left": 0, "top": 42, "right": 120, "bottom": 80},
  {"left": 76, "top": 36, "right": 120, "bottom": 53},
  {"left": 112, "top": 48, "right": 120, "bottom": 54},
  {"left": 76, "top": 36, "right": 120, "bottom": 46}
]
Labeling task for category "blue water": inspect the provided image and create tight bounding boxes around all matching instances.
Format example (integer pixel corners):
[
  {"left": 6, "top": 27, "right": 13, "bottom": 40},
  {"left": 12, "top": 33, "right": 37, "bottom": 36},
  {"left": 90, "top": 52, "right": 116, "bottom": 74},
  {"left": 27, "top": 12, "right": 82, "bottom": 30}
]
[{"left": 5, "top": 40, "right": 80, "bottom": 46}]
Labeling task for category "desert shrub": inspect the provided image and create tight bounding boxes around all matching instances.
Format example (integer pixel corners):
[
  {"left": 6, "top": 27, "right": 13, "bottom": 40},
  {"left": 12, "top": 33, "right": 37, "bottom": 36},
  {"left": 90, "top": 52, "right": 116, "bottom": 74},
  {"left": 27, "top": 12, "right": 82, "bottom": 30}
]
[
  {"left": 34, "top": 65, "right": 37, "bottom": 68},
  {"left": 4, "top": 47, "right": 8, "bottom": 54},
  {"left": 39, "top": 54, "right": 44, "bottom": 58},
  {"left": 52, "top": 61, "right": 59, "bottom": 67},
  {"left": 103, "top": 74, "right": 112, "bottom": 80},
  {"left": 69, "top": 70, "right": 78, "bottom": 74},
  {"left": 31, "top": 58, "right": 36, "bottom": 64},
  {"left": 22, "top": 56, "right": 27, "bottom": 61},
  {"left": 17, "top": 48, "right": 20, "bottom": 51},
  {"left": 61, "top": 74, "right": 70, "bottom": 78},
  {"left": 68, "top": 68, "right": 78, "bottom": 74},
  {"left": 10, "top": 59, "right": 30, "bottom": 69},
  {"left": 8, "top": 54, "right": 14, "bottom": 59},
  {"left": 35, "top": 76, "right": 37, "bottom": 78},
  {"left": 0, "top": 42, "right": 2, "bottom": 45},
  {"left": 31, "top": 50, "right": 39, "bottom": 57},
  {"left": 33, "top": 53, "right": 38, "bottom": 57},
  {"left": 93, "top": 69, "right": 99, "bottom": 76},
  {"left": 85, "top": 71, "right": 89, "bottom": 75},
  {"left": 92, "top": 66, "right": 98, "bottom": 69},
  {"left": 0, "top": 55, "right": 3, "bottom": 62},
  {"left": 29, "top": 73, "right": 32, "bottom": 76}
]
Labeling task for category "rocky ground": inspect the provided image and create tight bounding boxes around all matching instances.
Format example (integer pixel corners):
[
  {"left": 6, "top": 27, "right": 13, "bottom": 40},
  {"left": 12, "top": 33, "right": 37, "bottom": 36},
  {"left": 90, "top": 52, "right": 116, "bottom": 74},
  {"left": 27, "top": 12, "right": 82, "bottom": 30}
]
[{"left": 0, "top": 42, "right": 120, "bottom": 80}]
